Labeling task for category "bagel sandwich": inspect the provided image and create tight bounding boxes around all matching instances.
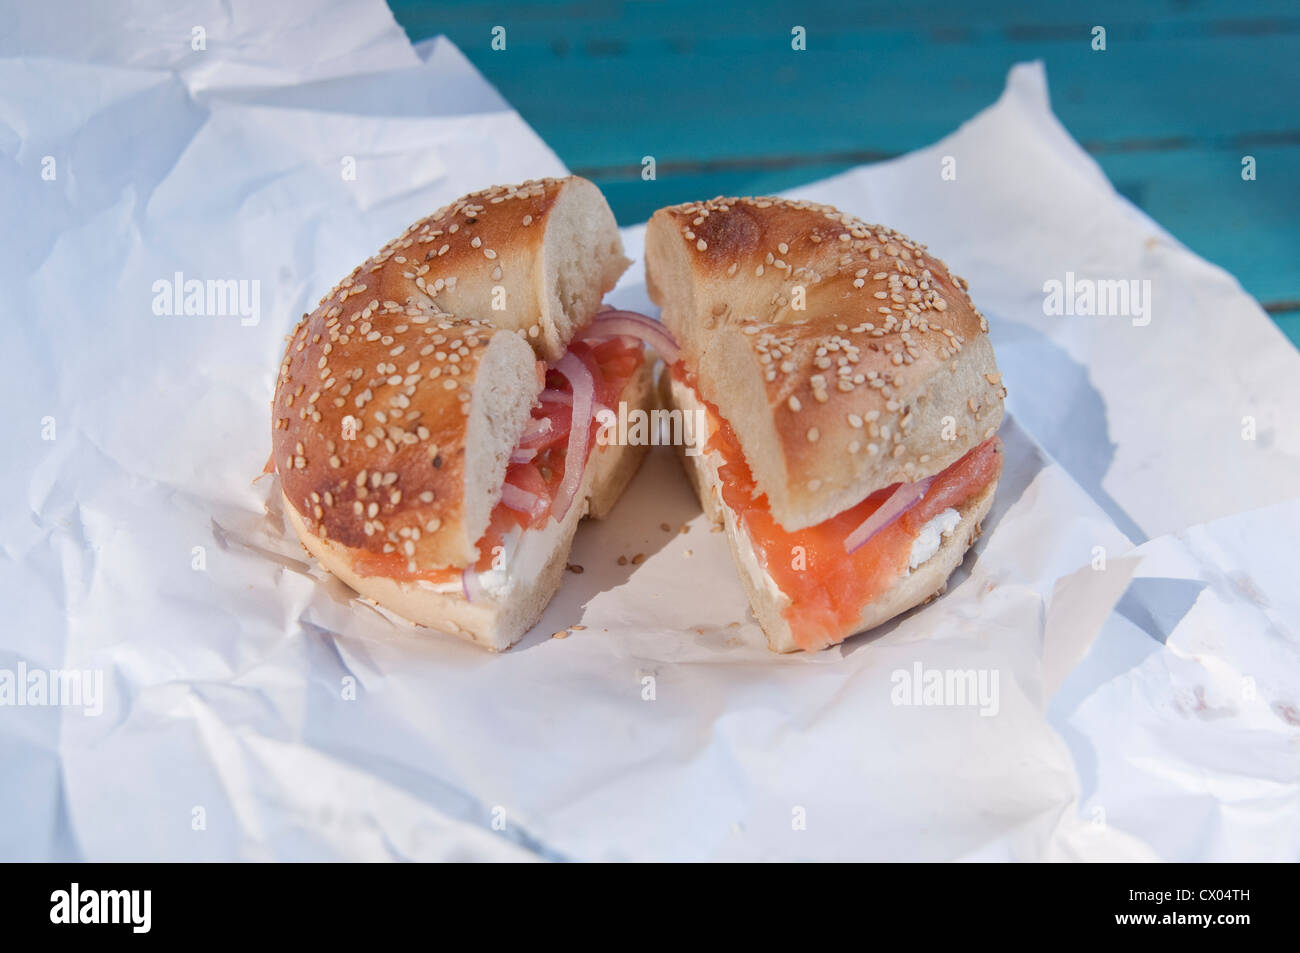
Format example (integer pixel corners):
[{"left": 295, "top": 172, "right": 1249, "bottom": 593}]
[
  {"left": 646, "top": 196, "right": 1007, "bottom": 653},
  {"left": 272, "top": 176, "right": 660, "bottom": 651}
]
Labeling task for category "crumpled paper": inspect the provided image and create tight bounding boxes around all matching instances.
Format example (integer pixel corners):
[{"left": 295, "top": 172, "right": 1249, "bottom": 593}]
[{"left": 0, "top": 0, "right": 1295, "bottom": 861}]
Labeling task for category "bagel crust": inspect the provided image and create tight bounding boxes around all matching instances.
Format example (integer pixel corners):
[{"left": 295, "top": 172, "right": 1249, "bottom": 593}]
[
  {"left": 647, "top": 196, "right": 1007, "bottom": 531},
  {"left": 272, "top": 176, "right": 629, "bottom": 572}
]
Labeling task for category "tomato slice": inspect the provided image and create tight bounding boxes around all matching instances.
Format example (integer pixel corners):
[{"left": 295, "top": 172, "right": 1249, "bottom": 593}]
[
  {"left": 504, "top": 460, "right": 549, "bottom": 503},
  {"left": 589, "top": 336, "right": 644, "bottom": 383},
  {"left": 521, "top": 402, "right": 570, "bottom": 451}
]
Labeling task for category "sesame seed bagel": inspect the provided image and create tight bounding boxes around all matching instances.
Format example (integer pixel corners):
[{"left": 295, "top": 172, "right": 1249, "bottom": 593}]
[
  {"left": 272, "top": 176, "right": 630, "bottom": 571},
  {"left": 283, "top": 360, "right": 654, "bottom": 652},
  {"left": 663, "top": 368, "right": 1000, "bottom": 653},
  {"left": 646, "top": 196, "right": 1006, "bottom": 531}
]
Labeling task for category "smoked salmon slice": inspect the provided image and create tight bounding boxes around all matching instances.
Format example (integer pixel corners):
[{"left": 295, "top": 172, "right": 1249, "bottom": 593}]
[{"left": 696, "top": 377, "right": 1002, "bottom": 650}]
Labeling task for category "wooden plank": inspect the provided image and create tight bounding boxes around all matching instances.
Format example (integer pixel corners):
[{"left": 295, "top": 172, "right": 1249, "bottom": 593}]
[
  {"left": 1099, "top": 146, "right": 1300, "bottom": 311},
  {"left": 388, "top": 33, "right": 1298, "bottom": 168},
  {"left": 392, "top": 0, "right": 1300, "bottom": 34},
  {"left": 389, "top": 1, "right": 1300, "bottom": 343}
]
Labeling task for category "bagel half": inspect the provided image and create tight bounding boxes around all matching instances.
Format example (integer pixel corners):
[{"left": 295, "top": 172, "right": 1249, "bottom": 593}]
[
  {"left": 647, "top": 196, "right": 1004, "bottom": 531},
  {"left": 286, "top": 362, "right": 652, "bottom": 650},
  {"left": 647, "top": 196, "right": 1007, "bottom": 652},
  {"left": 272, "top": 176, "right": 649, "bottom": 650},
  {"left": 662, "top": 370, "right": 1000, "bottom": 653}
]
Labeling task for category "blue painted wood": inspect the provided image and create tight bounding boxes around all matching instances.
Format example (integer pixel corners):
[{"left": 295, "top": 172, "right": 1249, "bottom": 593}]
[{"left": 388, "top": 1, "right": 1300, "bottom": 346}]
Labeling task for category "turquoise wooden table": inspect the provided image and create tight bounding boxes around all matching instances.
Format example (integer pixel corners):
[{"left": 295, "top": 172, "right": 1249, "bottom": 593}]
[{"left": 390, "top": 0, "right": 1300, "bottom": 347}]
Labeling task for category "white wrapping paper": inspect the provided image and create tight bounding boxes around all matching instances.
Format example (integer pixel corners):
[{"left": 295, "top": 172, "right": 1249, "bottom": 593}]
[{"left": 0, "top": 1, "right": 1295, "bottom": 861}]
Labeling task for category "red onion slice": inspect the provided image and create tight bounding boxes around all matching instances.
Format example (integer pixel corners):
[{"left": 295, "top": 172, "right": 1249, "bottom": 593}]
[
  {"left": 540, "top": 388, "right": 572, "bottom": 405},
  {"left": 509, "top": 447, "right": 538, "bottom": 464},
  {"left": 579, "top": 309, "right": 680, "bottom": 365},
  {"left": 843, "top": 476, "right": 933, "bottom": 554},
  {"left": 550, "top": 352, "right": 595, "bottom": 521},
  {"left": 500, "top": 481, "right": 547, "bottom": 518}
]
